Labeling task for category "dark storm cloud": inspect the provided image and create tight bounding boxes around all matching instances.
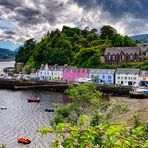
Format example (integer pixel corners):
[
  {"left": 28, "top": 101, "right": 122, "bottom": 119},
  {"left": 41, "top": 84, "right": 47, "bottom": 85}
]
[
  {"left": 15, "top": 8, "right": 40, "bottom": 17},
  {"left": 0, "top": 0, "right": 23, "bottom": 10},
  {"left": 4, "top": 30, "right": 15, "bottom": 35},
  {"left": 14, "top": 7, "right": 42, "bottom": 25},
  {"left": 74, "top": 0, "right": 148, "bottom": 19}
]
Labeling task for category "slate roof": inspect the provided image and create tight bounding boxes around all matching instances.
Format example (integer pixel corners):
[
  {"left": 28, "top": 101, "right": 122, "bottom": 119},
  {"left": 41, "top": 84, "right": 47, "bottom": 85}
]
[
  {"left": 138, "top": 43, "right": 148, "bottom": 52},
  {"left": 116, "top": 68, "right": 140, "bottom": 75},
  {"left": 104, "top": 47, "right": 141, "bottom": 55},
  {"left": 140, "top": 70, "right": 148, "bottom": 77},
  {"left": 88, "top": 69, "right": 115, "bottom": 74}
]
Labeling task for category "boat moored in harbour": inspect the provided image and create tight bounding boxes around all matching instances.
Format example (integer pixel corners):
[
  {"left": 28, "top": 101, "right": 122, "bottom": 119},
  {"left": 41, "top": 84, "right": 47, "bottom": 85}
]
[
  {"left": 17, "top": 137, "right": 31, "bottom": 144},
  {"left": 28, "top": 97, "right": 40, "bottom": 102},
  {"left": 45, "top": 109, "right": 54, "bottom": 112},
  {"left": 0, "top": 106, "right": 7, "bottom": 109},
  {"left": 129, "top": 87, "right": 148, "bottom": 98}
]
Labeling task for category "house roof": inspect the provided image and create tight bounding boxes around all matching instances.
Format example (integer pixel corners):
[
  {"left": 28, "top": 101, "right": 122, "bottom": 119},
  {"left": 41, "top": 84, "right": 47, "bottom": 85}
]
[
  {"left": 116, "top": 68, "right": 140, "bottom": 75},
  {"left": 40, "top": 64, "right": 64, "bottom": 71},
  {"left": 104, "top": 47, "right": 140, "bottom": 55},
  {"left": 140, "top": 70, "right": 148, "bottom": 77},
  {"left": 88, "top": 69, "right": 115, "bottom": 74},
  {"left": 138, "top": 43, "right": 148, "bottom": 52}
]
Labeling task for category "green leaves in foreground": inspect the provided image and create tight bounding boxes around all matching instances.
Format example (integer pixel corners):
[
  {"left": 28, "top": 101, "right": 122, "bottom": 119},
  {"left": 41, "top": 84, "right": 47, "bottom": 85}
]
[
  {"left": 40, "top": 123, "right": 148, "bottom": 148},
  {"left": 39, "top": 83, "right": 148, "bottom": 147}
]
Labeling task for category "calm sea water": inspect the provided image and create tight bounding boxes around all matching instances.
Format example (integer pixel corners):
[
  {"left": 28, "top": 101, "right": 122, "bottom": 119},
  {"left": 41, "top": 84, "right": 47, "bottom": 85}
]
[
  {"left": 0, "top": 61, "right": 15, "bottom": 73},
  {"left": 0, "top": 61, "right": 64, "bottom": 148}
]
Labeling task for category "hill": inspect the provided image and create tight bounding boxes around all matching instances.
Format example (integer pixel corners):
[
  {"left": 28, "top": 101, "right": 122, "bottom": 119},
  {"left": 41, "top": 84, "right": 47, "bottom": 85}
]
[
  {"left": 0, "top": 48, "right": 16, "bottom": 60},
  {"left": 15, "top": 25, "right": 137, "bottom": 69},
  {"left": 14, "top": 46, "right": 21, "bottom": 52},
  {"left": 130, "top": 34, "right": 148, "bottom": 43}
]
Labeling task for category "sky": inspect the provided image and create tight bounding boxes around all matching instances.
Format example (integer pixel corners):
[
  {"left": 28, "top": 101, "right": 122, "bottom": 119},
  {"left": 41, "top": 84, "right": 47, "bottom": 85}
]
[{"left": 0, "top": 0, "right": 148, "bottom": 50}]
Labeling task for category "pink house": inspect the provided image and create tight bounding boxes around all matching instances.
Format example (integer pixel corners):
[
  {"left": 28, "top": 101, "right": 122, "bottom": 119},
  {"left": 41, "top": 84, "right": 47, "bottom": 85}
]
[{"left": 63, "top": 66, "right": 89, "bottom": 82}]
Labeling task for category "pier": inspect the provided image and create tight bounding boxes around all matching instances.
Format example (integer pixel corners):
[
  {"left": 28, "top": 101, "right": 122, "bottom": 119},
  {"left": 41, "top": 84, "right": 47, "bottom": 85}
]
[{"left": 0, "top": 79, "right": 132, "bottom": 96}]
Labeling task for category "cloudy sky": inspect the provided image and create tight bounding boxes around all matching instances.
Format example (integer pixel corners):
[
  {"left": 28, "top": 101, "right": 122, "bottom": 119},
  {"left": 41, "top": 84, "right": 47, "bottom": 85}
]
[{"left": 0, "top": 0, "right": 148, "bottom": 50}]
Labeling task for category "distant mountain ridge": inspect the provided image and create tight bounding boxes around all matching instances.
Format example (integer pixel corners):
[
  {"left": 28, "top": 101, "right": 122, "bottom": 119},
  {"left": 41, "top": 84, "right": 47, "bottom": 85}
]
[
  {"left": 130, "top": 34, "right": 148, "bottom": 43},
  {"left": 0, "top": 48, "right": 16, "bottom": 60},
  {"left": 14, "top": 46, "right": 21, "bottom": 52}
]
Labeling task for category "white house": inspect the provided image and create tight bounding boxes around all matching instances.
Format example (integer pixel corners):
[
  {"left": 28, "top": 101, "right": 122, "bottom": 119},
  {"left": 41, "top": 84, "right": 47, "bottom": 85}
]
[
  {"left": 115, "top": 68, "right": 140, "bottom": 86},
  {"left": 36, "top": 64, "right": 52, "bottom": 80},
  {"left": 88, "top": 69, "right": 115, "bottom": 84},
  {"left": 36, "top": 64, "right": 63, "bottom": 81}
]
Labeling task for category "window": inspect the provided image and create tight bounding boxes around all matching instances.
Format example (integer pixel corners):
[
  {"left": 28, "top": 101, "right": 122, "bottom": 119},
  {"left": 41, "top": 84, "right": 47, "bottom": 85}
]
[
  {"left": 102, "top": 75, "right": 105, "bottom": 79},
  {"left": 113, "top": 55, "right": 115, "bottom": 60},
  {"left": 122, "top": 55, "right": 124, "bottom": 60},
  {"left": 134, "top": 77, "right": 136, "bottom": 80},
  {"left": 125, "top": 77, "right": 127, "bottom": 79},
  {"left": 117, "top": 76, "right": 120, "bottom": 79},
  {"left": 108, "top": 55, "right": 111, "bottom": 60},
  {"left": 108, "top": 76, "right": 112, "bottom": 79}
]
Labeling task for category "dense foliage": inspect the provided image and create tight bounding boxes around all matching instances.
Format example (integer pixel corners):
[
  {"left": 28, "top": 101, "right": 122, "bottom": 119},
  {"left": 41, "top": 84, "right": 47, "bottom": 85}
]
[
  {"left": 15, "top": 25, "right": 137, "bottom": 69},
  {"left": 15, "top": 38, "right": 36, "bottom": 64},
  {"left": 37, "top": 83, "right": 148, "bottom": 147}
]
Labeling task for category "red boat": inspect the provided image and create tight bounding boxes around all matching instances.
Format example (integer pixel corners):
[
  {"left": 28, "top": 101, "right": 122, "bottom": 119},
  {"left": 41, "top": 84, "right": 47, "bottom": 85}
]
[
  {"left": 17, "top": 137, "right": 31, "bottom": 144},
  {"left": 28, "top": 97, "right": 40, "bottom": 102}
]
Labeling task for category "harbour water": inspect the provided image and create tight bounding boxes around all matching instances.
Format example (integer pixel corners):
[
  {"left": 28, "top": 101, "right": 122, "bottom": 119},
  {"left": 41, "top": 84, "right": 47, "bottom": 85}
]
[
  {"left": 0, "top": 61, "right": 64, "bottom": 147},
  {"left": 0, "top": 61, "right": 15, "bottom": 73}
]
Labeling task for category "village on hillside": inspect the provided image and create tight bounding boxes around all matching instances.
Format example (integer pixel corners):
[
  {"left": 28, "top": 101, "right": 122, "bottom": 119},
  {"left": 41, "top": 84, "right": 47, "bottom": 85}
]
[{"left": 1, "top": 43, "right": 148, "bottom": 87}]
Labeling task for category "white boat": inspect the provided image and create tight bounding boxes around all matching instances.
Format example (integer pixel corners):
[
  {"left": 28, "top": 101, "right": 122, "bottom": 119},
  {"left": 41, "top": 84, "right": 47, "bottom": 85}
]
[
  {"left": 0, "top": 106, "right": 7, "bottom": 109},
  {"left": 129, "top": 87, "right": 148, "bottom": 98}
]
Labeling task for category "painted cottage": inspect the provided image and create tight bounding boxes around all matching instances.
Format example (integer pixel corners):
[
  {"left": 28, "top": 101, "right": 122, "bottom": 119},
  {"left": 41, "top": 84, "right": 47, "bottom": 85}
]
[
  {"left": 88, "top": 69, "right": 115, "bottom": 84},
  {"left": 63, "top": 66, "right": 89, "bottom": 82},
  {"left": 115, "top": 68, "right": 140, "bottom": 86}
]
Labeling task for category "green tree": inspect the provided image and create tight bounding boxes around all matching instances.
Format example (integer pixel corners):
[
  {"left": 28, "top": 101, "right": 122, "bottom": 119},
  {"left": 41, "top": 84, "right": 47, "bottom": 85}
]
[
  {"left": 100, "top": 25, "right": 117, "bottom": 40},
  {"left": 15, "top": 38, "right": 36, "bottom": 64}
]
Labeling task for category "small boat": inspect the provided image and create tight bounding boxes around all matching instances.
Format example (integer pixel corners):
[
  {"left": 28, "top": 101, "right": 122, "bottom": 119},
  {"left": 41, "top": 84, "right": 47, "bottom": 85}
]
[
  {"left": 17, "top": 137, "right": 31, "bottom": 144},
  {"left": 45, "top": 109, "right": 54, "bottom": 112},
  {"left": 129, "top": 87, "right": 148, "bottom": 98},
  {"left": 28, "top": 97, "right": 40, "bottom": 102},
  {"left": 0, "top": 106, "right": 7, "bottom": 109}
]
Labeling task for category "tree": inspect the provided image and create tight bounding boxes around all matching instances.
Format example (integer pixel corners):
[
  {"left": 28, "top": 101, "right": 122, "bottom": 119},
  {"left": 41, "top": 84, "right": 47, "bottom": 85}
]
[
  {"left": 15, "top": 38, "right": 36, "bottom": 64},
  {"left": 100, "top": 25, "right": 117, "bottom": 40}
]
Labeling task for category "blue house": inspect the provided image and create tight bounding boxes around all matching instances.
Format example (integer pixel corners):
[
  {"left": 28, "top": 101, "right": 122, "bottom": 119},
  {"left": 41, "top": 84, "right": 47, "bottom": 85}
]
[{"left": 88, "top": 69, "right": 115, "bottom": 84}]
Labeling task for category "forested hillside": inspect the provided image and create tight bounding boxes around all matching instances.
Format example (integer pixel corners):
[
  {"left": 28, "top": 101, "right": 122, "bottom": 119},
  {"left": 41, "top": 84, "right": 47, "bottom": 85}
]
[{"left": 15, "top": 25, "right": 137, "bottom": 69}]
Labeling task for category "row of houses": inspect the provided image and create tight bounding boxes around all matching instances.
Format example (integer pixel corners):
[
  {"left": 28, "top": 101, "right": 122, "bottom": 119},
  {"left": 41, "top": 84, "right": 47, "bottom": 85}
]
[{"left": 36, "top": 64, "right": 148, "bottom": 86}]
